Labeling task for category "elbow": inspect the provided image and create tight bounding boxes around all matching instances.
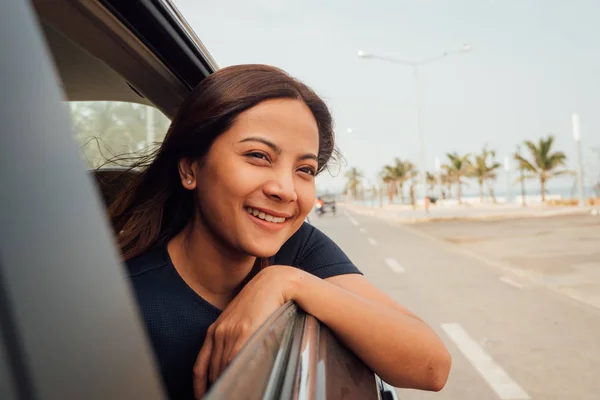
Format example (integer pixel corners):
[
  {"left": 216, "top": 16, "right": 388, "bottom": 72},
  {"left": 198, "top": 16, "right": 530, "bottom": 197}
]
[
  {"left": 424, "top": 348, "right": 452, "bottom": 392},
  {"left": 386, "top": 347, "right": 452, "bottom": 392}
]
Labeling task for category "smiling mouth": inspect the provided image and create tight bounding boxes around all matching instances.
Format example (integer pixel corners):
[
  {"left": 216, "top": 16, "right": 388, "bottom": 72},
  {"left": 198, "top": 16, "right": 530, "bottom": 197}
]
[{"left": 245, "top": 207, "right": 289, "bottom": 224}]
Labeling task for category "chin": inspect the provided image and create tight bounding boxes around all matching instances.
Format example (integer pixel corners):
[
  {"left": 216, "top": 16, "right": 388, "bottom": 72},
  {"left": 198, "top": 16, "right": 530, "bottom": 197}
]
[{"left": 244, "top": 241, "right": 284, "bottom": 259}]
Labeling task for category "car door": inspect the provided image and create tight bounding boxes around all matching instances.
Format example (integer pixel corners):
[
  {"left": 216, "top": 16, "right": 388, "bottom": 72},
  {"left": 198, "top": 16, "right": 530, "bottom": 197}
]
[{"left": 0, "top": 1, "right": 166, "bottom": 399}]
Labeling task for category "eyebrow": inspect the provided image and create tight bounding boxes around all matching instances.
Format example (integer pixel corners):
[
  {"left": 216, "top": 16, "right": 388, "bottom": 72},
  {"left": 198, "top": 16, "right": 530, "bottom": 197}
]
[{"left": 239, "top": 136, "right": 318, "bottom": 162}]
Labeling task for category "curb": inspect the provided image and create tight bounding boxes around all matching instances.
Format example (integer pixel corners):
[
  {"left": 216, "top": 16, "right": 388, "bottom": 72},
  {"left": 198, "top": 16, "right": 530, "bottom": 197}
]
[{"left": 341, "top": 203, "right": 594, "bottom": 224}]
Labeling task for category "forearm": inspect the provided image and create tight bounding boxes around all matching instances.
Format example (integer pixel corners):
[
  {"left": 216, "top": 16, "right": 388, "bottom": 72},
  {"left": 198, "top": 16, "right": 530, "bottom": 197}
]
[{"left": 286, "top": 270, "right": 451, "bottom": 391}]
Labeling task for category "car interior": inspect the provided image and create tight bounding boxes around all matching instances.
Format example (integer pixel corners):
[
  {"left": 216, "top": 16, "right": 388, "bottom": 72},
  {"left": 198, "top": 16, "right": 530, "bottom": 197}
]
[
  {"left": 32, "top": 0, "right": 208, "bottom": 206},
  {"left": 32, "top": 0, "right": 213, "bottom": 115}
]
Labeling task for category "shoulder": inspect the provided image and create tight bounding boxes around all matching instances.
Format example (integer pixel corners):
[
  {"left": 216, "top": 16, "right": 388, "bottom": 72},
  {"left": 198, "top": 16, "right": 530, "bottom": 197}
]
[
  {"left": 274, "top": 222, "right": 361, "bottom": 279},
  {"left": 273, "top": 222, "right": 317, "bottom": 264},
  {"left": 125, "top": 242, "right": 171, "bottom": 278}
]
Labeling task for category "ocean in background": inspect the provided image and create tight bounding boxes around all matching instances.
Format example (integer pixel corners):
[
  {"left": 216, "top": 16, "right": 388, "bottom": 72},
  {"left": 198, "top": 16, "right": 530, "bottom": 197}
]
[{"left": 322, "top": 185, "right": 597, "bottom": 206}]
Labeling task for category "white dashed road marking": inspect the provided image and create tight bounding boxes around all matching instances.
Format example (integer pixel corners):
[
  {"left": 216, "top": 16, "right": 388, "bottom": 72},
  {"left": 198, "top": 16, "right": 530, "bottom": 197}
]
[
  {"left": 348, "top": 217, "right": 360, "bottom": 226},
  {"left": 342, "top": 209, "right": 360, "bottom": 226},
  {"left": 359, "top": 228, "right": 367, "bottom": 233},
  {"left": 367, "top": 238, "right": 377, "bottom": 246},
  {"left": 500, "top": 276, "right": 525, "bottom": 289},
  {"left": 441, "top": 323, "right": 531, "bottom": 400},
  {"left": 385, "top": 258, "right": 405, "bottom": 273}
]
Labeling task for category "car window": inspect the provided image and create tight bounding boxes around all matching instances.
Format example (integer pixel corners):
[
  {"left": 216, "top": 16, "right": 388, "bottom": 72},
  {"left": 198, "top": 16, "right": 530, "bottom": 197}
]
[{"left": 69, "top": 101, "right": 170, "bottom": 169}]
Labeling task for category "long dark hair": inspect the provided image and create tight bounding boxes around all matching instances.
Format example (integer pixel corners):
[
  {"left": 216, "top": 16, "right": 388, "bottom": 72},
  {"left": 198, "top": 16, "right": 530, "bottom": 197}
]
[{"left": 109, "top": 64, "right": 336, "bottom": 261}]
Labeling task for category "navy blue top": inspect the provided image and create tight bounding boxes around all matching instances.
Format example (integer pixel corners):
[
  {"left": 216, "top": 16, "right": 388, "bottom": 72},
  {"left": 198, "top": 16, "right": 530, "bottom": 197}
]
[{"left": 127, "top": 222, "right": 361, "bottom": 399}]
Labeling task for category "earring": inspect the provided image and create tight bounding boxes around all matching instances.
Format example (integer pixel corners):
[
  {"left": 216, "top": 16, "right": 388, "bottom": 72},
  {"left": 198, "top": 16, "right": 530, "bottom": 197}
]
[{"left": 187, "top": 179, "right": 192, "bottom": 184}]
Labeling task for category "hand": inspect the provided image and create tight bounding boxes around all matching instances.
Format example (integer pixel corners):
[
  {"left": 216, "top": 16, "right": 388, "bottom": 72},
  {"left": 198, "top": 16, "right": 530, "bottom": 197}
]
[{"left": 193, "top": 265, "right": 301, "bottom": 399}]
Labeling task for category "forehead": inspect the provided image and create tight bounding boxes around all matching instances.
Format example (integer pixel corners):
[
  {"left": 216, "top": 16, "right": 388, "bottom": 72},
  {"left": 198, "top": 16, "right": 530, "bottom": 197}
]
[{"left": 228, "top": 99, "right": 319, "bottom": 149}]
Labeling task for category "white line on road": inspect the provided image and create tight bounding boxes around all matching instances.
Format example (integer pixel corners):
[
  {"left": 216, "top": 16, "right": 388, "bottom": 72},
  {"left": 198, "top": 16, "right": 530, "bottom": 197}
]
[
  {"left": 343, "top": 209, "right": 361, "bottom": 226},
  {"left": 441, "top": 323, "right": 531, "bottom": 400},
  {"left": 500, "top": 276, "right": 525, "bottom": 289},
  {"left": 385, "top": 258, "right": 405, "bottom": 273},
  {"left": 348, "top": 217, "right": 360, "bottom": 226},
  {"left": 367, "top": 237, "right": 377, "bottom": 246},
  {"left": 359, "top": 228, "right": 367, "bottom": 233}
]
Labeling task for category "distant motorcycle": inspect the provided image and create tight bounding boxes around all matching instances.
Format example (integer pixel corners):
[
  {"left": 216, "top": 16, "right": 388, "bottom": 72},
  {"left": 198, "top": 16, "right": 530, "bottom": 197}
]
[{"left": 315, "top": 197, "right": 336, "bottom": 217}]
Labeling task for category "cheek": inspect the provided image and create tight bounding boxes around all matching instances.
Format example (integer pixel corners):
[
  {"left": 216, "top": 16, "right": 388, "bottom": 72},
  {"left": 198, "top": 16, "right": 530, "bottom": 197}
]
[
  {"left": 205, "top": 157, "right": 257, "bottom": 200},
  {"left": 296, "top": 179, "right": 316, "bottom": 216},
  {"left": 195, "top": 166, "right": 244, "bottom": 226}
]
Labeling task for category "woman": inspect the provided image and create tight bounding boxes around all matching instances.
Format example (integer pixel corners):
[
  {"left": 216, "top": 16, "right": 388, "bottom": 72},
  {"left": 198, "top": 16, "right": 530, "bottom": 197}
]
[{"left": 110, "top": 64, "right": 451, "bottom": 399}]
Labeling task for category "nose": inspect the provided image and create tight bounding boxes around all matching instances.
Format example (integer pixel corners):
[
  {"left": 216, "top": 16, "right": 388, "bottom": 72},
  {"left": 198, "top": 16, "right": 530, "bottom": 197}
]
[{"left": 263, "top": 171, "right": 298, "bottom": 203}]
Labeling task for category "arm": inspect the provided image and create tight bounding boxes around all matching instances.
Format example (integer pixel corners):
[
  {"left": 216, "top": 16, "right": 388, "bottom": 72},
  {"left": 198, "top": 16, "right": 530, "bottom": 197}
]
[
  {"left": 286, "top": 268, "right": 451, "bottom": 391},
  {"left": 193, "top": 265, "right": 450, "bottom": 398},
  {"left": 195, "top": 224, "right": 450, "bottom": 397},
  {"left": 276, "top": 224, "right": 450, "bottom": 390}
]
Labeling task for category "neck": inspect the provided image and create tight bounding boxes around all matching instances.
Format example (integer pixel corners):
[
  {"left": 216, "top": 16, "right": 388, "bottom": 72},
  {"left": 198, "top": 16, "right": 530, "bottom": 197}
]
[{"left": 167, "top": 216, "right": 256, "bottom": 309}]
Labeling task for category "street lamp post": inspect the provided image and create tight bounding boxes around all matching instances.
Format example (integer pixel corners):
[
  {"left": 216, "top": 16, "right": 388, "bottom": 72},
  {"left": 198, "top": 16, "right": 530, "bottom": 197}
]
[
  {"left": 504, "top": 155, "right": 512, "bottom": 204},
  {"left": 572, "top": 113, "right": 586, "bottom": 208},
  {"left": 516, "top": 145, "right": 526, "bottom": 207},
  {"left": 435, "top": 156, "right": 443, "bottom": 208},
  {"left": 357, "top": 44, "right": 472, "bottom": 210}
]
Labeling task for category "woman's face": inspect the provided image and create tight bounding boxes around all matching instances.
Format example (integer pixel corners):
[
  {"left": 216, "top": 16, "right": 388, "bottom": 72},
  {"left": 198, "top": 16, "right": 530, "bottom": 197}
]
[{"left": 184, "top": 99, "right": 320, "bottom": 258}]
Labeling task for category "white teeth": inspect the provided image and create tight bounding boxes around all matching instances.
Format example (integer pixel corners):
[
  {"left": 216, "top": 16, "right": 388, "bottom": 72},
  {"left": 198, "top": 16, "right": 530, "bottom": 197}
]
[{"left": 245, "top": 207, "right": 287, "bottom": 224}]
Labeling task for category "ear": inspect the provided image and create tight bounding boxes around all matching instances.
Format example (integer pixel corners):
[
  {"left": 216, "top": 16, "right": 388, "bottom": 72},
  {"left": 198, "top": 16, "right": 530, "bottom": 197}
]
[{"left": 178, "top": 158, "right": 197, "bottom": 190}]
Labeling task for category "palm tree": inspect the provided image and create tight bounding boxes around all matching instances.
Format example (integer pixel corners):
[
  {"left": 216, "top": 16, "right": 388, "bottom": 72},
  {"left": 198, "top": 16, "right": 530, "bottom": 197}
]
[
  {"left": 513, "top": 135, "right": 570, "bottom": 202},
  {"left": 395, "top": 159, "right": 417, "bottom": 203},
  {"left": 439, "top": 172, "right": 452, "bottom": 199},
  {"left": 409, "top": 179, "right": 417, "bottom": 209},
  {"left": 378, "top": 159, "right": 417, "bottom": 204},
  {"left": 344, "top": 167, "right": 363, "bottom": 200},
  {"left": 470, "top": 146, "right": 502, "bottom": 202},
  {"left": 444, "top": 152, "right": 471, "bottom": 204},
  {"left": 380, "top": 165, "right": 398, "bottom": 203},
  {"left": 426, "top": 172, "right": 437, "bottom": 192}
]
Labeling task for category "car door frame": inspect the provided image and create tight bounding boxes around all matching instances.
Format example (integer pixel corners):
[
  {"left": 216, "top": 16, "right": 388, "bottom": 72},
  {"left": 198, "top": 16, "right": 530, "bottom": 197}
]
[
  {"left": 1, "top": 1, "right": 396, "bottom": 399},
  {"left": 0, "top": 1, "right": 168, "bottom": 399}
]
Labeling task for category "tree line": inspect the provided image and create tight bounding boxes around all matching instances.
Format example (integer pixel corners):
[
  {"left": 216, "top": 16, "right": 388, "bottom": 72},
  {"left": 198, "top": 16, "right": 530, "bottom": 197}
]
[
  {"left": 70, "top": 101, "right": 170, "bottom": 169},
  {"left": 345, "top": 135, "right": 572, "bottom": 204}
]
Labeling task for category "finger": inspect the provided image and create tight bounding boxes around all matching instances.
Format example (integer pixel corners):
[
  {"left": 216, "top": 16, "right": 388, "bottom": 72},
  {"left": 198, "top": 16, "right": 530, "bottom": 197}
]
[
  {"left": 193, "top": 335, "right": 213, "bottom": 400},
  {"left": 209, "top": 327, "right": 226, "bottom": 384},
  {"left": 219, "top": 330, "right": 237, "bottom": 374},
  {"left": 222, "top": 328, "right": 251, "bottom": 372}
]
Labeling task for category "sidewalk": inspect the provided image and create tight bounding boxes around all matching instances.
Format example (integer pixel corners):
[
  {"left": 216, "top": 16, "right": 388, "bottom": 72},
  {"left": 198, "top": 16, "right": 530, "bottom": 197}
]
[{"left": 342, "top": 201, "right": 596, "bottom": 223}]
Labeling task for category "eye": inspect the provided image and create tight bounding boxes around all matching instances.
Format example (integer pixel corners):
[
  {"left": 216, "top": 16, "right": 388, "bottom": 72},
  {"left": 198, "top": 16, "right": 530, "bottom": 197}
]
[
  {"left": 245, "top": 151, "right": 271, "bottom": 163},
  {"left": 298, "top": 166, "right": 317, "bottom": 176}
]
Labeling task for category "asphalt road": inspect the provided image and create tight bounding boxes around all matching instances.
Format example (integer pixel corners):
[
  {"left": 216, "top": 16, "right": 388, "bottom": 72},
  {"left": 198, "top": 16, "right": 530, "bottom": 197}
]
[
  {"left": 310, "top": 207, "right": 600, "bottom": 400},
  {"left": 409, "top": 215, "right": 600, "bottom": 311}
]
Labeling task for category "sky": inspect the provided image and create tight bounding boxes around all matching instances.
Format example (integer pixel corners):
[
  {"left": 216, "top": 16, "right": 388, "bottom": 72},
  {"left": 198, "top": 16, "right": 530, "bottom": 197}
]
[{"left": 173, "top": 0, "right": 600, "bottom": 195}]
